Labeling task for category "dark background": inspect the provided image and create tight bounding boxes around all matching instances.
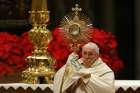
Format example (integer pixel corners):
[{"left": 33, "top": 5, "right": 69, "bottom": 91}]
[{"left": 0, "top": 0, "right": 136, "bottom": 79}]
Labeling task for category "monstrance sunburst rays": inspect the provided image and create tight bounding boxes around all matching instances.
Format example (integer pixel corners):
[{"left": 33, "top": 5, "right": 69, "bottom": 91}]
[{"left": 60, "top": 4, "right": 93, "bottom": 51}]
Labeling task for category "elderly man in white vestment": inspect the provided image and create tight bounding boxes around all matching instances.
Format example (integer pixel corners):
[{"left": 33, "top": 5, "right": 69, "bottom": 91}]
[{"left": 53, "top": 42, "right": 115, "bottom": 93}]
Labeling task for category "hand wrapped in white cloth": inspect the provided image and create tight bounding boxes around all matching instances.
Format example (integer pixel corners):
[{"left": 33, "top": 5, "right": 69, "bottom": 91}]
[{"left": 66, "top": 52, "right": 82, "bottom": 70}]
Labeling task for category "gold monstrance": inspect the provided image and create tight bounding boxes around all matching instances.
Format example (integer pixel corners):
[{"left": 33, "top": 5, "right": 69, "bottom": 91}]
[
  {"left": 22, "top": 0, "right": 55, "bottom": 84},
  {"left": 60, "top": 4, "right": 92, "bottom": 51}
]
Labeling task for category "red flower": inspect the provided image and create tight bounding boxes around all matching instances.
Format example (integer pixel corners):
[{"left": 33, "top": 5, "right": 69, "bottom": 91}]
[
  {"left": 0, "top": 32, "right": 32, "bottom": 77},
  {"left": 101, "top": 54, "right": 112, "bottom": 65},
  {"left": 108, "top": 36, "right": 118, "bottom": 49},
  {"left": 0, "top": 63, "right": 14, "bottom": 76},
  {"left": 111, "top": 58, "right": 124, "bottom": 73},
  {"left": 20, "top": 32, "right": 33, "bottom": 57},
  {"left": 48, "top": 27, "right": 124, "bottom": 73},
  {"left": 0, "top": 64, "right": 6, "bottom": 76},
  {"left": 47, "top": 28, "right": 71, "bottom": 69},
  {"left": 91, "top": 29, "right": 110, "bottom": 47}
]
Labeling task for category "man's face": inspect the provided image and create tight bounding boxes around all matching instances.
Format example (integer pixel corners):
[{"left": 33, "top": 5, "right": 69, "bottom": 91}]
[{"left": 82, "top": 47, "right": 99, "bottom": 66}]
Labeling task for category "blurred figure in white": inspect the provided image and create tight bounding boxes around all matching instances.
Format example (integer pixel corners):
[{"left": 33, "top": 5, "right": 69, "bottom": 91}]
[{"left": 53, "top": 42, "right": 115, "bottom": 93}]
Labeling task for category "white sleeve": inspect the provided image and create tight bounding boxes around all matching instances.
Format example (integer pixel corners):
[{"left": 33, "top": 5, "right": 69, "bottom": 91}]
[
  {"left": 71, "top": 69, "right": 115, "bottom": 93},
  {"left": 66, "top": 52, "right": 82, "bottom": 70},
  {"left": 85, "top": 71, "right": 115, "bottom": 93}
]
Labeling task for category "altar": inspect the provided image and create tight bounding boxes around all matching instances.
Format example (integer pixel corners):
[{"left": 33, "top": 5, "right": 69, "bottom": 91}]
[
  {"left": 0, "top": 0, "right": 137, "bottom": 93},
  {"left": 0, "top": 80, "right": 140, "bottom": 93}
]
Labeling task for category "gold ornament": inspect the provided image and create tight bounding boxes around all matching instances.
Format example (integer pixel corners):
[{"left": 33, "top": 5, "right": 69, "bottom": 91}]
[
  {"left": 60, "top": 4, "right": 93, "bottom": 51},
  {"left": 22, "top": 0, "right": 55, "bottom": 84}
]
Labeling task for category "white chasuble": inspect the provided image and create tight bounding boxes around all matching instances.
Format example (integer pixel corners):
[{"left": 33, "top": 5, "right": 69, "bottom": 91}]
[{"left": 53, "top": 53, "right": 115, "bottom": 93}]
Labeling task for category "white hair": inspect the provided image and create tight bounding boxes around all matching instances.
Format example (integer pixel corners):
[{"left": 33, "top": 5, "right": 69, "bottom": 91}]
[{"left": 82, "top": 42, "right": 99, "bottom": 54}]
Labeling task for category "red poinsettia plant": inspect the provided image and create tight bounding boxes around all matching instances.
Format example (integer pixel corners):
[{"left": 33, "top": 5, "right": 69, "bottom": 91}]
[
  {"left": 0, "top": 32, "right": 33, "bottom": 76},
  {"left": 48, "top": 27, "right": 124, "bottom": 73},
  {"left": 0, "top": 27, "right": 123, "bottom": 76}
]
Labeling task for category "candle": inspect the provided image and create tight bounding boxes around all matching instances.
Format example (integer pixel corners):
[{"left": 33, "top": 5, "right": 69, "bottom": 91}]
[
  {"left": 41, "top": 0, "right": 48, "bottom": 11},
  {"left": 31, "top": 0, "right": 37, "bottom": 11},
  {"left": 31, "top": 0, "right": 48, "bottom": 11}
]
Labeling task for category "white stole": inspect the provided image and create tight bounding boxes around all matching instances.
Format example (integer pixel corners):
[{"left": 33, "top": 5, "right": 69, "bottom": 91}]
[{"left": 53, "top": 58, "right": 115, "bottom": 93}]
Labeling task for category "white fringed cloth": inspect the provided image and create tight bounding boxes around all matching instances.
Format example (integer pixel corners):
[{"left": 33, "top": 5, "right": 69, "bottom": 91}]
[
  {"left": 0, "top": 83, "right": 53, "bottom": 90},
  {"left": 115, "top": 80, "right": 140, "bottom": 93},
  {"left": 0, "top": 80, "right": 140, "bottom": 93}
]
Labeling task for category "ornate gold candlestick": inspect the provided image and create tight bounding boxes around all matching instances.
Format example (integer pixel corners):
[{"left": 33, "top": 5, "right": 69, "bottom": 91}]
[{"left": 22, "top": 0, "right": 55, "bottom": 84}]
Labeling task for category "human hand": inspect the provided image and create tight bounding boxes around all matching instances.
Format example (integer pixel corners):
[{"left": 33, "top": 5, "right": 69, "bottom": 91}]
[{"left": 70, "top": 42, "right": 82, "bottom": 53}]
